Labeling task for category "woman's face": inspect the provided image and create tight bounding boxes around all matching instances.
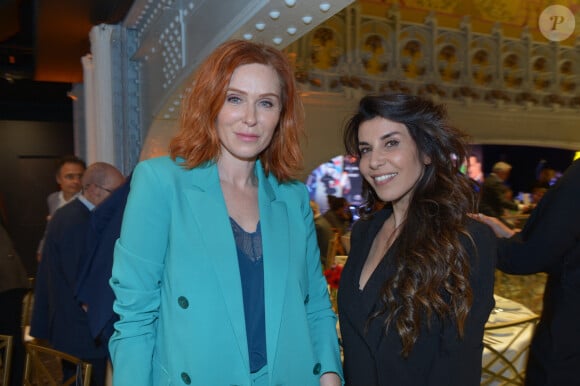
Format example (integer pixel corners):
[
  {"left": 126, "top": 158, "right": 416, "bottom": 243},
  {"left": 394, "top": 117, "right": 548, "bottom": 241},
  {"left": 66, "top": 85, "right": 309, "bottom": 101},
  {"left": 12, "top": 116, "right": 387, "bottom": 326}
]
[
  {"left": 357, "top": 117, "right": 429, "bottom": 212},
  {"left": 216, "top": 63, "right": 282, "bottom": 163}
]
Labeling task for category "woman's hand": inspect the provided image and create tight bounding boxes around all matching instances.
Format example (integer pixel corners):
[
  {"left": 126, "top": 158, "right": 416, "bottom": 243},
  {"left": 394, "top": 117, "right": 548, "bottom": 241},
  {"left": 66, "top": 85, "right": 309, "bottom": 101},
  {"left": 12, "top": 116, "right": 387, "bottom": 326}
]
[
  {"left": 320, "top": 372, "right": 342, "bottom": 386},
  {"left": 469, "top": 213, "right": 516, "bottom": 238}
]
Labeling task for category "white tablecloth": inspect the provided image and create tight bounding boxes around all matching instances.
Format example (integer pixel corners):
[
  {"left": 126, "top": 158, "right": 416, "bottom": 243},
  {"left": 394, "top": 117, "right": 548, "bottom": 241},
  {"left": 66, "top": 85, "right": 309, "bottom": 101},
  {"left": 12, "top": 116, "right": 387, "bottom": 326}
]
[{"left": 481, "top": 295, "right": 538, "bottom": 385}]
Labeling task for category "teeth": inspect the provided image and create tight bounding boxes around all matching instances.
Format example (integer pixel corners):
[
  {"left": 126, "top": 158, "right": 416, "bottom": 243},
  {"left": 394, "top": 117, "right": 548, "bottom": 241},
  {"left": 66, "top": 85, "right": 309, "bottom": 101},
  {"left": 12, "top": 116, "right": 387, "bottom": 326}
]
[{"left": 374, "top": 173, "right": 396, "bottom": 182}]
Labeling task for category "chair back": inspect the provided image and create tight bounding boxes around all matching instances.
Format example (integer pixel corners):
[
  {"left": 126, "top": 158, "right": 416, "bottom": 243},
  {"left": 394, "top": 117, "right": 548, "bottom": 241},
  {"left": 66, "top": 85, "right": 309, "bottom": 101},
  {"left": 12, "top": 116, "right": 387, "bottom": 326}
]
[
  {"left": 481, "top": 314, "right": 540, "bottom": 385},
  {"left": 23, "top": 342, "right": 92, "bottom": 386},
  {"left": 0, "top": 334, "right": 13, "bottom": 386},
  {"left": 325, "top": 232, "right": 340, "bottom": 270},
  {"left": 21, "top": 278, "right": 35, "bottom": 328}
]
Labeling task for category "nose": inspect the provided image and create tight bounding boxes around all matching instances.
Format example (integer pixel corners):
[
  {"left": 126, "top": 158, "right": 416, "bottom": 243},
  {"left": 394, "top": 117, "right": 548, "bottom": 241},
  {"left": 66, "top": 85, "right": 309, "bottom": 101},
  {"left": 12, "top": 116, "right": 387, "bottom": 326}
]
[
  {"left": 243, "top": 104, "right": 257, "bottom": 126},
  {"left": 369, "top": 150, "right": 385, "bottom": 170}
]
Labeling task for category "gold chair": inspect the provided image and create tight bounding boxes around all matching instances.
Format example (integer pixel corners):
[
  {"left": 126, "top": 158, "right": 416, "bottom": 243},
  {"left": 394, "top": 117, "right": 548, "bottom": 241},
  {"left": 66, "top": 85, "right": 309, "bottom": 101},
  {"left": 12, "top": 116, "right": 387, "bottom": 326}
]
[
  {"left": 22, "top": 278, "right": 35, "bottom": 329},
  {"left": 481, "top": 314, "right": 540, "bottom": 385},
  {"left": 324, "top": 232, "right": 341, "bottom": 270},
  {"left": 23, "top": 342, "right": 92, "bottom": 386},
  {"left": 0, "top": 334, "right": 14, "bottom": 386}
]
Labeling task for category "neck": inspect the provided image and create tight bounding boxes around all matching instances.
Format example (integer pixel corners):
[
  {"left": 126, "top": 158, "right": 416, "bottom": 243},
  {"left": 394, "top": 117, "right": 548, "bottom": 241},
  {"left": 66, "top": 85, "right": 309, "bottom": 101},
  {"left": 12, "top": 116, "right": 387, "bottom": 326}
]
[
  {"left": 62, "top": 191, "right": 76, "bottom": 201},
  {"left": 217, "top": 158, "right": 258, "bottom": 189},
  {"left": 390, "top": 201, "right": 408, "bottom": 228}
]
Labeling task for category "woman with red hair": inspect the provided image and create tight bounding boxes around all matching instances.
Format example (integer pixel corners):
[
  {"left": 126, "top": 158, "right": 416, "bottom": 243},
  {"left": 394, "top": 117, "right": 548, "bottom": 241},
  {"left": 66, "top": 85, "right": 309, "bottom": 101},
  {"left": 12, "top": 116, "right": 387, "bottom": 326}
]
[{"left": 109, "top": 40, "right": 342, "bottom": 386}]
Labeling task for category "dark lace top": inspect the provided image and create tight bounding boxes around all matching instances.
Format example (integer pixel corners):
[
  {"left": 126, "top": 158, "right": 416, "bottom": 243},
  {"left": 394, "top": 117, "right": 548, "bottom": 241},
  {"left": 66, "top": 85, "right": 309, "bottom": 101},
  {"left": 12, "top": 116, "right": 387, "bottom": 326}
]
[{"left": 230, "top": 217, "right": 266, "bottom": 373}]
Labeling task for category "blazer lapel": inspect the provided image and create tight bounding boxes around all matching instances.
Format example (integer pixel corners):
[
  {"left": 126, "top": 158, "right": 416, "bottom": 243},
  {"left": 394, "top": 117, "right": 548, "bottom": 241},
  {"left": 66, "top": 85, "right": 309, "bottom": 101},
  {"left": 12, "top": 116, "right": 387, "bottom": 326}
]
[
  {"left": 257, "top": 165, "right": 290, "bottom": 368},
  {"left": 183, "top": 163, "right": 250, "bottom": 371}
]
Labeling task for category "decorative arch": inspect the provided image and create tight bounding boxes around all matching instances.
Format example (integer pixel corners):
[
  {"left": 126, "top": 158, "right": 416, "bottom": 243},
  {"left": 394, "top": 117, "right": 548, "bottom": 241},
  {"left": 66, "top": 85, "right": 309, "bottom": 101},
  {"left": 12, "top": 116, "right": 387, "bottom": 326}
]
[{"left": 311, "top": 27, "right": 342, "bottom": 71}]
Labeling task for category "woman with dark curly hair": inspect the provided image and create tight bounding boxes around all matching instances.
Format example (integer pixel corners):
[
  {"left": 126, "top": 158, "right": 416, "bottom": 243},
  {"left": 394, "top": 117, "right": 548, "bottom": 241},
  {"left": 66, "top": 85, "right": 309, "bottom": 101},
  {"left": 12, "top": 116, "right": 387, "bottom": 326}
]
[{"left": 338, "top": 93, "right": 496, "bottom": 385}]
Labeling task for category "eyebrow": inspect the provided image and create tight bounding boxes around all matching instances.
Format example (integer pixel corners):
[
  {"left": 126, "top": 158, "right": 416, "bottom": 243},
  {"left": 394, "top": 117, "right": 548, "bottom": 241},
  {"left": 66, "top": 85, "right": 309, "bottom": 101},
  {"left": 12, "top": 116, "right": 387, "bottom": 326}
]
[{"left": 227, "top": 87, "right": 280, "bottom": 99}]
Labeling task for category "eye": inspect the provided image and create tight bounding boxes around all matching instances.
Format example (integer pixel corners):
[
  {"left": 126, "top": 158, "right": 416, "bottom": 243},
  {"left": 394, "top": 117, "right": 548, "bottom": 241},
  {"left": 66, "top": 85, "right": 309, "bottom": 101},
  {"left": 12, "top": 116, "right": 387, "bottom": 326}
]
[
  {"left": 385, "top": 139, "right": 400, "bottom": 148},
  {"left": 259, "top": 100, "right": 273, "bottom": 108},
  {"left": 358, "top": 146, "right": 370, "bottom": 155},
  {"left": 226, "top": 94, "right": 242, "bottom": 104},
  {"left": 258, "top": 99, "right": 279, "bottom": 110}
]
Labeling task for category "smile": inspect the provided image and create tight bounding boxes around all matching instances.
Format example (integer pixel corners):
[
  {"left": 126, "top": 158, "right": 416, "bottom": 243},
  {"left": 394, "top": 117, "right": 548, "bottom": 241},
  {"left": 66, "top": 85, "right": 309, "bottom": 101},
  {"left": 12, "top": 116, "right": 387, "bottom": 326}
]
[{"left": 374, "top": 173, "right": 397, "bottom": 183}]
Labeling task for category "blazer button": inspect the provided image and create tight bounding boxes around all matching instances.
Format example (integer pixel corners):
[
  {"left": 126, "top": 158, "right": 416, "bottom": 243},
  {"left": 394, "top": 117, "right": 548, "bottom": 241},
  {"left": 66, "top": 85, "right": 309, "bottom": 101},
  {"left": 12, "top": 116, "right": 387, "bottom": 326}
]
[
  {"left": 312, "top": 362, "right": 321, "bottom": 375},
  {"left": 304, "top": 294, "right": 310, "bottom": 304},
  {"left": 181, "top": 372, "right": 191, "bottom": 384},
  {"left": 178, "top": 296, "right": 189, "bottom": 309}
]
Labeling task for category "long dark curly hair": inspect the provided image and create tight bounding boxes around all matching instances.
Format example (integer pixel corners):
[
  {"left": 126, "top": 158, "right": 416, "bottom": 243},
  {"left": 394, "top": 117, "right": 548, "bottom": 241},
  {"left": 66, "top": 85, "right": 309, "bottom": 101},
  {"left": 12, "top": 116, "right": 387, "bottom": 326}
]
[{"left": 343, "top": 93, "right": 478, "bottom": 357}]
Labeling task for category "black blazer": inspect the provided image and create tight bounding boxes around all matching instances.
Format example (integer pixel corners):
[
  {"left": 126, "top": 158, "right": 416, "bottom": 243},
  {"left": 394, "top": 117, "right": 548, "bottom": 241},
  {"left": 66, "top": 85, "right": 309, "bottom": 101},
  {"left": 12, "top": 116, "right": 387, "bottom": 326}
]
[
  {"left": 497, "top": 159, "right": 580, "bottom": 386},
  {"left": 338, "top": 207, "right": 496, "bottom": 386}
]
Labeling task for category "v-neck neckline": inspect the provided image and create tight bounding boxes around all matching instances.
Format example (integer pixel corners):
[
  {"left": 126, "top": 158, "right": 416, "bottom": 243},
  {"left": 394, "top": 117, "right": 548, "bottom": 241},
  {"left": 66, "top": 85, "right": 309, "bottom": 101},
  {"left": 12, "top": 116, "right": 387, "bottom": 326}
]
[{"left": 354, "top": 207, "right": 394, "bottom": 292}]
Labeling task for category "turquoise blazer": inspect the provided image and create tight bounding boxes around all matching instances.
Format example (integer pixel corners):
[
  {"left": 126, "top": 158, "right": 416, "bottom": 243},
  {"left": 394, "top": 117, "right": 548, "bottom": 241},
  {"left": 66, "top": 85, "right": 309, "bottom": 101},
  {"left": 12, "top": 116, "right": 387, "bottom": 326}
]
[{"left": 109, "top": 156, "right": 343, "bottom": 385}]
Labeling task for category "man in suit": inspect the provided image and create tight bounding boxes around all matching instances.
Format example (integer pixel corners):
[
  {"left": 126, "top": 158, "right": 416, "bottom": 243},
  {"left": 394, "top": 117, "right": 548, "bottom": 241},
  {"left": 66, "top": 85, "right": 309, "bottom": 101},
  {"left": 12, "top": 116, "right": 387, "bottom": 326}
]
[
  {"left": 36, "top": 155, "right": 86, "bottom": 261},
  {"left": 30, "top": 162, "right": 125, "bottom": 386},
  {"left": 46, "top": 155, "right": 87, "bottom": 215},
  {"left": 479, "top": 161, "right": 519, "bottom": 224},
  {"left": 76, "top": 174, "right": 131, "bottom": 353},
  {"left": 479, "top": 159, "right": 580, "bottom": 385}
]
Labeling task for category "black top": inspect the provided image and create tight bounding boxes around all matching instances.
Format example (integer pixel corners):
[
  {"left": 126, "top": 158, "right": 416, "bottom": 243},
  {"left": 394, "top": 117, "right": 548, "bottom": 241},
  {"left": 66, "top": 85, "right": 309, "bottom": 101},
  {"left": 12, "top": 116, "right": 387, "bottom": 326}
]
[
  {"left": 231, "top": 218, "right": 267, "bottom": 373},
  {"left": 338, "top": 207, "right": 496, "bottom": 386}
]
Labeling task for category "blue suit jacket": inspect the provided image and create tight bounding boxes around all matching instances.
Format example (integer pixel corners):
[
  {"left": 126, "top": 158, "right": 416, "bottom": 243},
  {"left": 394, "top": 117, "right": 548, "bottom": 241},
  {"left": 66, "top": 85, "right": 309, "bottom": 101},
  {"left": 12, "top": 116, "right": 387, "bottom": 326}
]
[
  {"left": 76, "top": 176, "right": 131, "bottom": 345},
  {"left": 109, "top": 156, "right": 342, "bottom": 385},
  {"left": 30, "top": 199, "right": 107, "bottom": 359}
]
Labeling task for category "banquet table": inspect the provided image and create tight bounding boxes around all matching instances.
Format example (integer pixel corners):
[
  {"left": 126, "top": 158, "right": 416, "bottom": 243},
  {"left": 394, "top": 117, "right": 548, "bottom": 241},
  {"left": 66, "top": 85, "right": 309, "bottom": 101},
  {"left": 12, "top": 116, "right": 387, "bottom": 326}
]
[{"left": 481, "top": 295, "right": 539, "bottom": 385}]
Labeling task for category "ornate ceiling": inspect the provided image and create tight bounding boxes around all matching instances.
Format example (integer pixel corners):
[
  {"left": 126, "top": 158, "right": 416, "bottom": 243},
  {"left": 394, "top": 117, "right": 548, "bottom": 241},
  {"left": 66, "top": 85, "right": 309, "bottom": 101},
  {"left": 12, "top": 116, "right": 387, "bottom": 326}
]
[{"left": 361, "top": 0, "right": 579, "bottom": 44}]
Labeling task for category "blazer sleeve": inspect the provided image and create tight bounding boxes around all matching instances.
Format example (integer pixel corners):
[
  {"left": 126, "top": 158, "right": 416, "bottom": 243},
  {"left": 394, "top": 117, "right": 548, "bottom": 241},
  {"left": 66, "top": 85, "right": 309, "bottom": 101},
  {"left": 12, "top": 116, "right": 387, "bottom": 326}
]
[
  {"left": 497, "top": 161, "right": 580, "bottom": 275},
  {"left": 298, "top": 186, "right": 344, "bottom": 382},
  {"left": 109, "top": 161, "right": 170, "bottom": 386}
]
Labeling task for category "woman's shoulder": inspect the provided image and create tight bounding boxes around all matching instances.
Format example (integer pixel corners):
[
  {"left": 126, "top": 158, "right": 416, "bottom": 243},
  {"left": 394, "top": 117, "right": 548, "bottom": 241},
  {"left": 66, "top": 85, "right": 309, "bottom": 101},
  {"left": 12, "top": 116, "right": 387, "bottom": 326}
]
[
  {"left": 136, "top": 155, "right": 182, "bottom": 171},
  {"left": 466, "top": 216, "right": 496, "bottom": 241},
  {"left": 463, "top": 217, "right": 497, "bottom": 272},
  {"left": 272, "top": 177, "right": 308, "bottom": 198},
  {"left": 131, "top": 157, "right": 217, "bottom": 196},
  {"left": 135, "top": 156, "right": 211, "bottom": 179}
]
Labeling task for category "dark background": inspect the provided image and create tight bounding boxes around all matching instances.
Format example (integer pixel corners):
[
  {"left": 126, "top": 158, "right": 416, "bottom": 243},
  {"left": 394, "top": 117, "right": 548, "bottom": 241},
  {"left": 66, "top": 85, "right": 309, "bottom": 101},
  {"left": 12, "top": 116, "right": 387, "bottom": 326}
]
[
  {"left": 0, "top": 78, "right": 74, "bottom": 276},
  {"left": 482, "top": 144, "right": 576, "bottom": 194}
]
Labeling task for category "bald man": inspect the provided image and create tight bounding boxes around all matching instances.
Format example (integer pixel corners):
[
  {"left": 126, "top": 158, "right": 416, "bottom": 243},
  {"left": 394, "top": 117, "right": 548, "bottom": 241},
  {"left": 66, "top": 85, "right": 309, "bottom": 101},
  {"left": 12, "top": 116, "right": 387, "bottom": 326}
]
[{"left": 30, "top": 162, "right": 124, "bottom": 386}]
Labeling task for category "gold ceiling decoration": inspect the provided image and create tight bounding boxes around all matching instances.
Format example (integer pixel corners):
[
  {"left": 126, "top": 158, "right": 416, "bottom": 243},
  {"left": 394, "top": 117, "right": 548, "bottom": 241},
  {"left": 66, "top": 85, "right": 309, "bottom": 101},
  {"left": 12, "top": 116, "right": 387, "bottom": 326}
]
[{"left": 360, "top": 0, "right": 580, "bottom": 44}]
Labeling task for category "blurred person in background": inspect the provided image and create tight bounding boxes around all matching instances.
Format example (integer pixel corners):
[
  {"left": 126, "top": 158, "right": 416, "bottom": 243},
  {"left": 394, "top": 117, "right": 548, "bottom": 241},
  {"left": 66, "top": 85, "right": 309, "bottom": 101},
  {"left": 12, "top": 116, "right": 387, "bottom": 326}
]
[
  {"left": 76, "top": 174, "right": 132, "bottom": 353},
  {"left": 36, "top": 155, "right": 86, "bottom": 261},
  {"left": 310, "top": 200, "right": 334, "bottom": 267},
  {"left": 46, "top": 155, "right": 87, "bottom": 216},
  {"left": 323, "top": 195, "right": 353, "bottom": 235},
  {"left": 467, "top": 153, "right": 484, "bottom": 185},
  {"left": 31, "top": 162, "right": 125, "bottom": 386},
  {"left": 479, "top": 161, "right": 520, "bottom": 227}
]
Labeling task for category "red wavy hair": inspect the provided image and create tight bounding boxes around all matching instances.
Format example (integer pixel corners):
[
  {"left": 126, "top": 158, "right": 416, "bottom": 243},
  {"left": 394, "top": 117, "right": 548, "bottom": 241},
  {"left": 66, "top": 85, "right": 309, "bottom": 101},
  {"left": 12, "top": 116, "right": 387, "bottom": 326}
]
[{"left": 169, "top": 39, "right": 305, "bottom": 182}]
